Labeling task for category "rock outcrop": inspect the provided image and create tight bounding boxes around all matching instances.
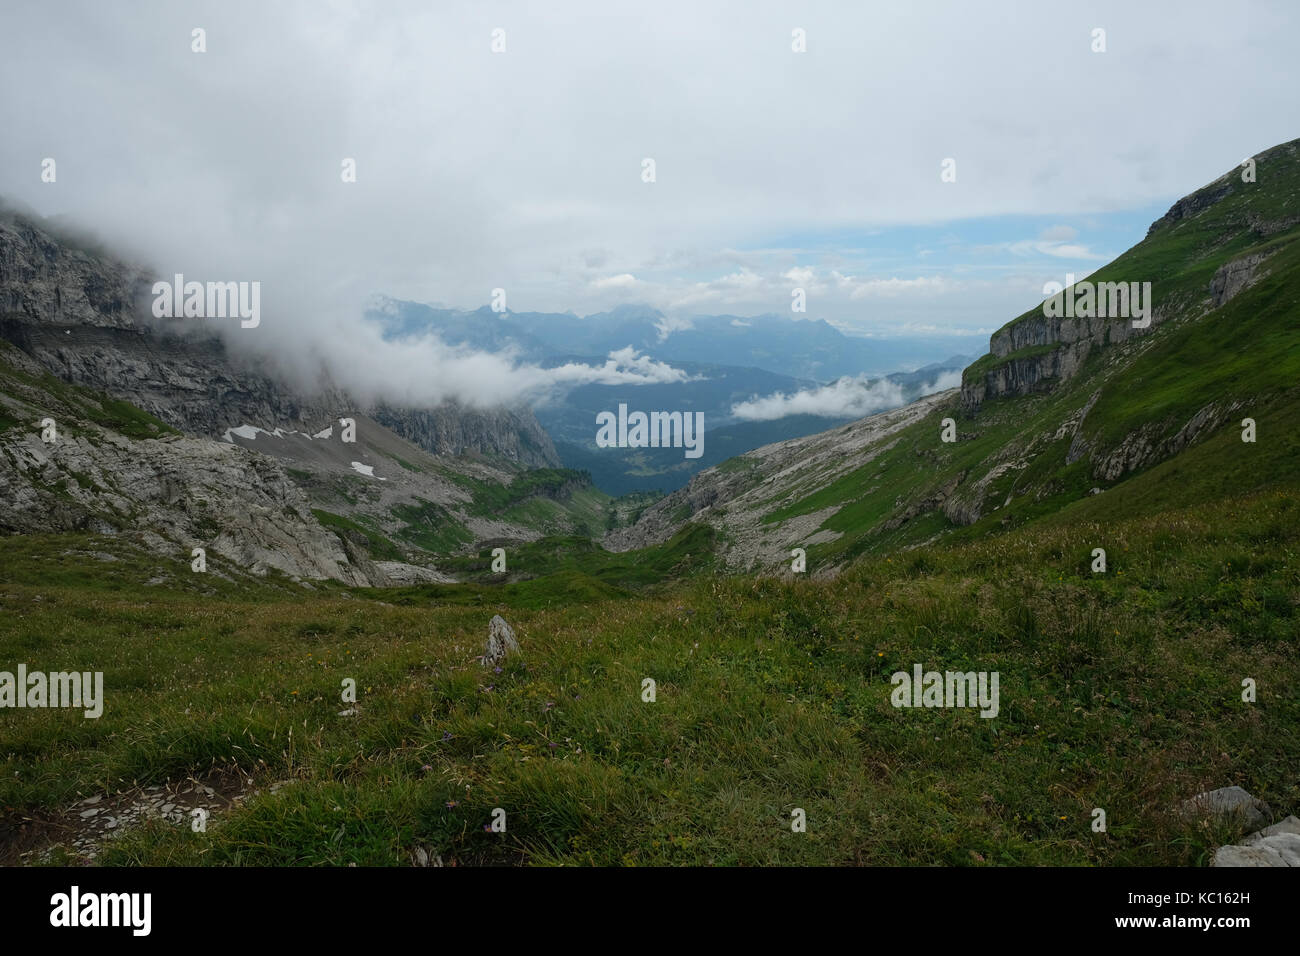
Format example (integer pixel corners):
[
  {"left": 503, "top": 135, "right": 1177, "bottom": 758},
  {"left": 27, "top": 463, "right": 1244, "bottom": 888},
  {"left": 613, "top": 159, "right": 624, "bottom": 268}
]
[
  {"left": 1181, "top": 786, "right": 1272, "bottom": 832},
  {"left": 1209, "top": 251, "right": 1273, "bottom": 308},
  {"left": 483, "top": 615, "right": 520, "bottom": 666},
  {"left": 0, "top": 206, "right": 559, "bottom": 467},
  {"left": 1212, "top": 816, "right": 1300, "bottom": 867},
  {"left": 0, "top": 418, "right": 375, "bottom": 585},
  {"left": 372, "top": 401, "right": 557, "bottom": 469}
]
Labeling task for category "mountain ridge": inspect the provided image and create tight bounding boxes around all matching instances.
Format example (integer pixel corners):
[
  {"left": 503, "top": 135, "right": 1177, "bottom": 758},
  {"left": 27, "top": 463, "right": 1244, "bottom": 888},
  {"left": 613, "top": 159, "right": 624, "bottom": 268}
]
[{"left": 609, "top": 137, "right": 1300, "bottom": 574}]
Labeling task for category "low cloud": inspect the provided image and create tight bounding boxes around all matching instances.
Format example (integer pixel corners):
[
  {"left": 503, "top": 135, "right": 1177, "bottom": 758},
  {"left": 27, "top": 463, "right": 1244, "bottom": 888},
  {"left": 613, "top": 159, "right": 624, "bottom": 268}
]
[
  {"left": 278, "top": 312, "right": 695, "bottom": 410},
  {"left": 730, "top": 367, "right": 964, "bottom": 422},
  {"left": 591, "top": 273, "right": 640, "bottom": 291},
  {"left": 922, "top": 369, "right": 963, "bottom": 392},
  {"left": 731, "top": 376, "right": 907, "bottom": 422},
  {"left": 653, "top": 313, "right": 695, "bottom": 342}
]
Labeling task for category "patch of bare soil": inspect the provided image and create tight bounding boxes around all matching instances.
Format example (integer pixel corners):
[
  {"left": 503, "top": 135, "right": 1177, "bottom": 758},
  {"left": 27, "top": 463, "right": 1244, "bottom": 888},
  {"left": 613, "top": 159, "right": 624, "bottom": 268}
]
[{"left": 0, "top": 769, "right": 293, "bottom": 865}]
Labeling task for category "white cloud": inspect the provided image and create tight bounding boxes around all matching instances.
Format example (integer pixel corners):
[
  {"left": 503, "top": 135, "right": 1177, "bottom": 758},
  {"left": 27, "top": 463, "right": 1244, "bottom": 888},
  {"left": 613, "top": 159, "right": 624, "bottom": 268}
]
[
  {"left": 305, "top": 320, "right": 695, "bottom": 410},
  {"left": 731, "top": 376, "right": 907, "bottom": 422},
  {"left": 846, "top": 276, "right": 949, "bottom": 298},
  {"left": 1004, "top": 238, "right": 1107, "bottom": 261},
  {"left": 1, "top": 0, "right": 1294, "bottom": 408},
  {"left": 591, "top": 273, "right": 640, "bottom": 290},
  {"left": 922, "top": 369, "right": 963, "bottom": 392},
  {"left": 654, "top": 313, "right": 695, "bottom": 341}
]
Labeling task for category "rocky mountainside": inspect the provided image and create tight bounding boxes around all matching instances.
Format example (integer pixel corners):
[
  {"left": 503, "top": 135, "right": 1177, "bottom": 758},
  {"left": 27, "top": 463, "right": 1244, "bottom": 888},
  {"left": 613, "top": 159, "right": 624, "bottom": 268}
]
[
  {"left": 0, "top": 206, "right": 558, "bottom": 467},
  {"left": 609, "top": 138, "right": 1300, "bottom": 574},
  {"left": 0, "top": 204, "right": 604, "bottom": 586},
  {"left": 0, "top": 340, "right": 379, "bottom": 585},
  {"left": 604, "top": 391, "right": 954, "bottom": 569}
]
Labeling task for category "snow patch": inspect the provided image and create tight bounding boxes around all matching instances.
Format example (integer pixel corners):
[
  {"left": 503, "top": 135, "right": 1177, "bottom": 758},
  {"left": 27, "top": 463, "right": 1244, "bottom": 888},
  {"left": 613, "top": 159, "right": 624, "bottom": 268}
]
[
  {"left": 223, "top": 424, "right": 268, "bottom": 443},
  {"left": 350, "top": 461, "right": 386, "bottom": 480}
]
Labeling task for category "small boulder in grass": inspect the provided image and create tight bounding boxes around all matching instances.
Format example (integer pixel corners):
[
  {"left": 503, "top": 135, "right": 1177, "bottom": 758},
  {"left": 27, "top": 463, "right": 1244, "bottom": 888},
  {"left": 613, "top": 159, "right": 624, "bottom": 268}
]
[
  {"left": 483, "top": 615, "right": 519, "bottom": 666},
  {"left": 1181, "top": 786, "right": 1271, "bottom": 833}
]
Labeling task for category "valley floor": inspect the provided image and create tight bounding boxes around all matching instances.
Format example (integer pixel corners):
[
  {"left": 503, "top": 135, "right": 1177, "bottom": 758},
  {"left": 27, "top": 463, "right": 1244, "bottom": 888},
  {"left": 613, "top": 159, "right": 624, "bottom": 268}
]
[{"left": 1, "top": 488, "right": 1297, "bottom": 865}]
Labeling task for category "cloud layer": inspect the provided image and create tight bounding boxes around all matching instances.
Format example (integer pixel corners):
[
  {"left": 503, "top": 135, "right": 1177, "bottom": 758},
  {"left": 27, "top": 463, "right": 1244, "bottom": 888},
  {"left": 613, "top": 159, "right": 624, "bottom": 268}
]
[
  {"left": 2, "top": 1, "right": 1295, "bottom": 408},
  {"left": 730, "top": 370, "right": 961, "bottom": 422}
]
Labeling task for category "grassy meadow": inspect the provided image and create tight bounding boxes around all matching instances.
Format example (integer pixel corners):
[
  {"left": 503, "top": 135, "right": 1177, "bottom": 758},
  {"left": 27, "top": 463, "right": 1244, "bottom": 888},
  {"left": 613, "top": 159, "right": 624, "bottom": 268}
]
[{"left": 1, "top": 485, "right": 1295, "bottom": 865}]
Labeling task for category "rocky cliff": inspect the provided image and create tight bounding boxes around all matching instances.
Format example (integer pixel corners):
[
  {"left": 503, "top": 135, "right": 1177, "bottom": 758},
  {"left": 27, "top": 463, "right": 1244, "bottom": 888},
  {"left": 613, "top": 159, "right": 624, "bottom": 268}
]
[
  {"left": 0, "top": 340, "right": 380, "bottom": 584},
  {"left": 0, "top": 203, "right": 569, "bottom": 586},
  {"left": 962, "top": 139, "right": 1300, "bottom": 414},
  {"left": 0, "top": 206, "right": 558, "bottom": 467}
]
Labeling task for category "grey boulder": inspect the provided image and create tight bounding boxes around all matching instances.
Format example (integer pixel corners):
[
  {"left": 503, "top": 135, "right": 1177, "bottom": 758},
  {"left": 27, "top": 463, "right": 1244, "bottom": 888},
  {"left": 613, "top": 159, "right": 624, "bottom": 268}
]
[{"left": 483, "top": 615, "right": 520, "bottom": 666}]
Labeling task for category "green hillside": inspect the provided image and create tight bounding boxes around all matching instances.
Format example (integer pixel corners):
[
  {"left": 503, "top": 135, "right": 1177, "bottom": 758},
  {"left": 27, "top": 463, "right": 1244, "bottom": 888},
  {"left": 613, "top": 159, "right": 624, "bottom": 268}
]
[{"left": 674, "top": 140, "right": 1300, "bottom": 570}]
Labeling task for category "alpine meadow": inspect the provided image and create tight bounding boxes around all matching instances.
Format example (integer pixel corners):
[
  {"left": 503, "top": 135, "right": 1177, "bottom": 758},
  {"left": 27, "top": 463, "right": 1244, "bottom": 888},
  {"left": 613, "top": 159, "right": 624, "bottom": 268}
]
[{"left": 0, "top": 3, "right": 1297, "bottom": 924}]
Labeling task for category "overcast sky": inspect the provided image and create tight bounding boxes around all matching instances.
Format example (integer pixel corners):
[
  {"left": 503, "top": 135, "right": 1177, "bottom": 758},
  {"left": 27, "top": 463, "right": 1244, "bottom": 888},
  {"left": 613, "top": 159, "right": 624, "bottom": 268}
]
[{"left": 2, "top": 0, "right": 1296, "bottom": 404}]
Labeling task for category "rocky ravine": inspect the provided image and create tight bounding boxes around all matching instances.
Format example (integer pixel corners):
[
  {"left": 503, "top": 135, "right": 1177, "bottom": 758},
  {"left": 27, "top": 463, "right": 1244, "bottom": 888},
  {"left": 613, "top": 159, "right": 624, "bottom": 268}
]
[{"left": 605, "top": 390, "right": 954, "bottom": 574}]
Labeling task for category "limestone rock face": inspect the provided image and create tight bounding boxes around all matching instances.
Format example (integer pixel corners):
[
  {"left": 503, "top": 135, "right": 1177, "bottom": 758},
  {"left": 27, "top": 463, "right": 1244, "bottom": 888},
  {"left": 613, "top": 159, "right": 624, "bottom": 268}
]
[
  {"left": 483, "top": 615, "right": 520, "bottom": 666},
  {"left": 371, "top": 401, "right": 558, "bottom": 470},
  {"left": 960, "top": 309, "right": 1162, "bottom": 414},
  {"left": 0, "top": 206, "right": 559, "bottom": 463},
  {"left": 1209, "top": 251, "right": 1273, "bottom": 308},
  {"left": 0, "top": 423, "right": 377, "bottom": 586},
  {"left": 373, "top": 561, "right": 457, "bottom": 586},
  {"left": 0, "top": 212, "right": 152, "bottom": 330}
]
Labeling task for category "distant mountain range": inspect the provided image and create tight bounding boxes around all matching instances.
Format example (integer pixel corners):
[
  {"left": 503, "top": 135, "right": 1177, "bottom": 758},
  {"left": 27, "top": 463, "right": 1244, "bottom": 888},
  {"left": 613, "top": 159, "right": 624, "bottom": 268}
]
[
  {"left": 368, "top": 299, "right": 977, "bottom": 380},
  {"left": 367, "top": 298, "right": 973, "bottom": 494}
]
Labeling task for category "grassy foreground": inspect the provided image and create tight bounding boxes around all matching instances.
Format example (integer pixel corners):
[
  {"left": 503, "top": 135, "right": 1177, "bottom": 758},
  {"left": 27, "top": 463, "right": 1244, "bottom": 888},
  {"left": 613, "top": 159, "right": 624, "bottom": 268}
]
[{"left": 1, "top": 487, "right": 1297, "bottom": 866}]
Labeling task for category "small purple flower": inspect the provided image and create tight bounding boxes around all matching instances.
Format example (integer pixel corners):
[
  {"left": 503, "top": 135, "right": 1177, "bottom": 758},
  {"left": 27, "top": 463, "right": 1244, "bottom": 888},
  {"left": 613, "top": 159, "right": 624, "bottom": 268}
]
[
  {"left": 544, "top": 701, "right": 555, "bottom": 710},
  {"left": 421, "top": 764, "right": 432, "bottom": 772},
  {"left": 494, "top": 666, "right": 502, "bottom": 674},
  {"left": 441, "top": 731, "right": 453, "bottom": 741}
]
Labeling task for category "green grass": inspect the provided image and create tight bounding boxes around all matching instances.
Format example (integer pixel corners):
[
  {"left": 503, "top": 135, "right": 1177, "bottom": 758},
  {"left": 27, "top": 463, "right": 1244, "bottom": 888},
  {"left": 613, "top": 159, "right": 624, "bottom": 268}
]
[
  {"left": 389, "top": 499, "right": 474, "bottom": 553},
  {"left": 88, "top": 394, "right": 177, "bottom": 440},
  {"left": 2, "top": 487, "right": 1295, "bottom": 866},
  {"left": 310, "top": 509, "right": 405, "bottom": 562},
  {"left": 468, "top": 468, "right": 598, "bottom": 516},
  {"left": 430, "top": 522, "right": 717, "bottom": 590}
]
